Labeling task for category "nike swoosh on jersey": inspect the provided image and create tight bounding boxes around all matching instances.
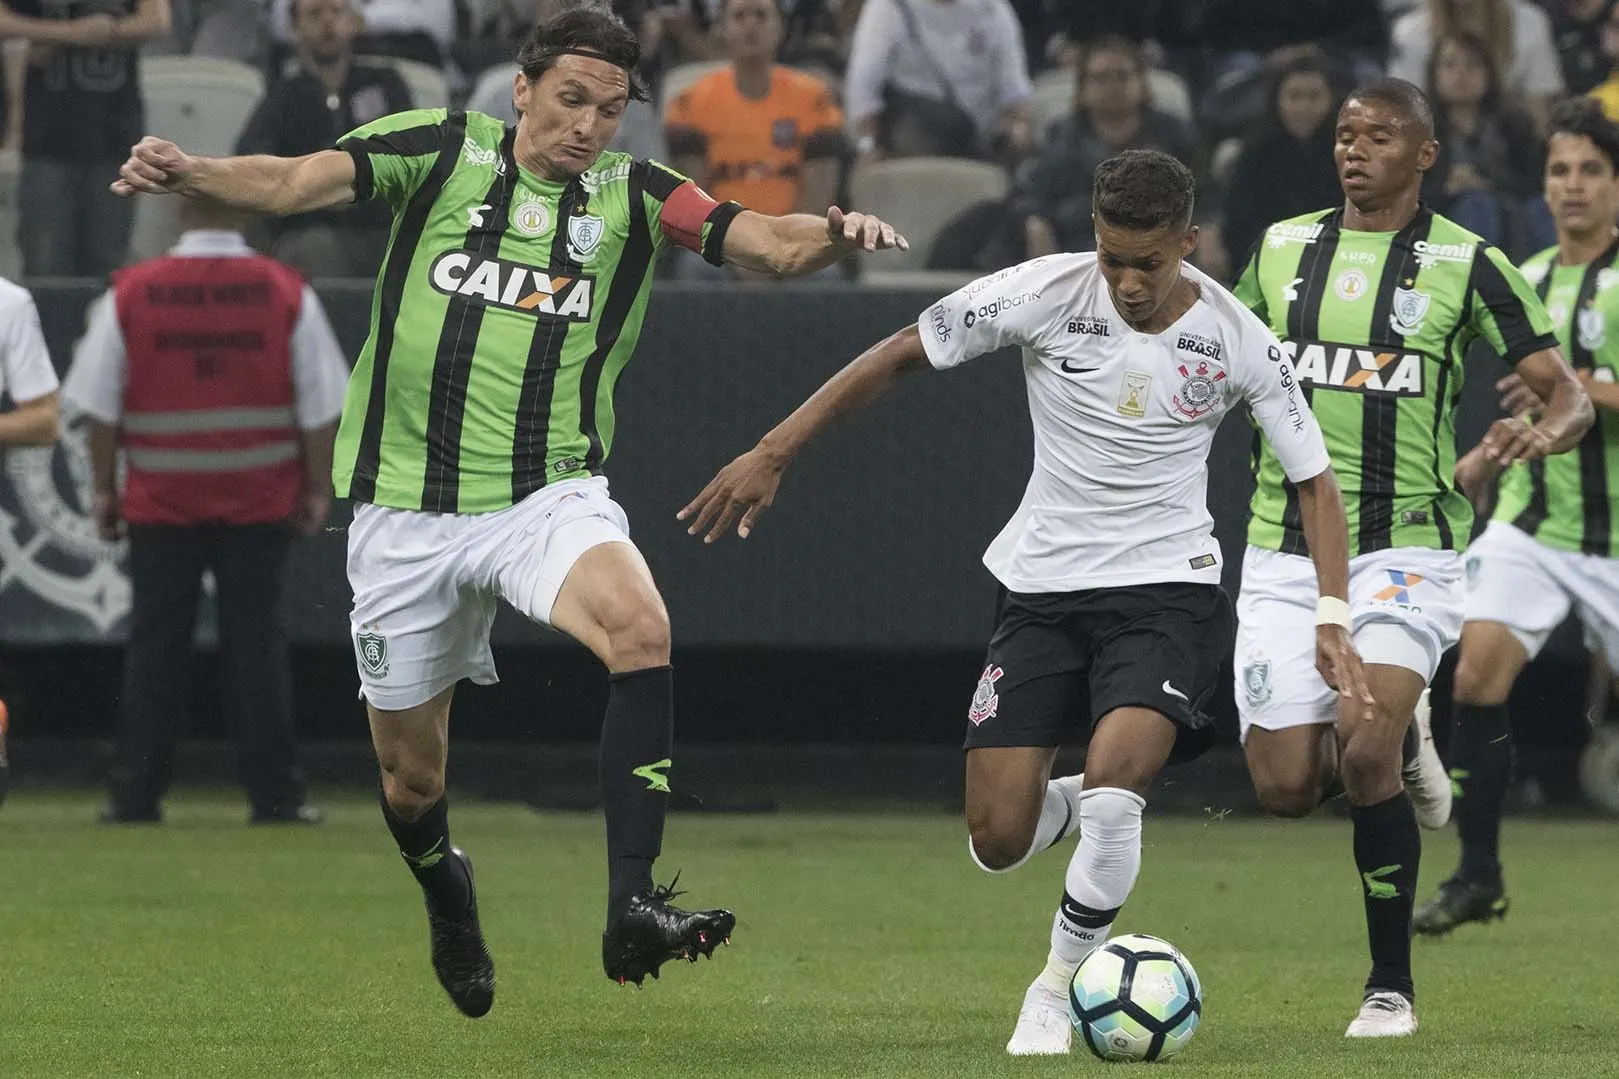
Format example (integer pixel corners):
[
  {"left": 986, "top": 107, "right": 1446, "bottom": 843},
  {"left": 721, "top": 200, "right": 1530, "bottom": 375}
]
[
  {"left": 1162, "top": 681, "right": 1189, "bottom": 701},
  {"left": 1060, "top": 359, "right": 1099, "bottom": 373}
]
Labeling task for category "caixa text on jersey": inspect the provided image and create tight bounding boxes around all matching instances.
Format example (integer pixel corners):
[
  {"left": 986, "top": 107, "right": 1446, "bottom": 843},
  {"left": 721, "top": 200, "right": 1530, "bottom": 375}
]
[{"left": 1279, "top": 339, "right": 1426, "bottom": 397}]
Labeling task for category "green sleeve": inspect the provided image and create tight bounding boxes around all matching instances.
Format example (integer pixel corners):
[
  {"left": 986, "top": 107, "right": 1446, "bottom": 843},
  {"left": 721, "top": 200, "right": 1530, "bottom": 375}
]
[
  {"left": 336, "top": 108, "right": 450, "bottom": 212},
  {"left": 1467, "top": 244, "right": 1560, "bottom": 364},
  {"left": 1232, "top": 243, "right": 1267, "bottom": 322}
]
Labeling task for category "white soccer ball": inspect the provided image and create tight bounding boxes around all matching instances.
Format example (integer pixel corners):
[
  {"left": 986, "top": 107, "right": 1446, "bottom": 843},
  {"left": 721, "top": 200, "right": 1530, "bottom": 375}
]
[{"left": 1067, "top": 933, "right": 1202, "bottom": 1062}]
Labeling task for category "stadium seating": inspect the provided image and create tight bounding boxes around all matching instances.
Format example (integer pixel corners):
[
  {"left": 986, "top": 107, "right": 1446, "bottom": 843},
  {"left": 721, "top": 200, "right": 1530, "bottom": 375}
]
[
  {"left": 361, "top": 56, "right": 451, "bottom": 110},
  {"left": 132, "top": 56, "right": 266, "bottom": 260},
  {"left": 1147, "top": 68, "right": 1193, "bottom": 123},
  {"left": 849, "top": 157, "right": 1008, "bottom": 275},
  {"left": 1029, "top": 68, "right": 1073, "bottom": 136}
]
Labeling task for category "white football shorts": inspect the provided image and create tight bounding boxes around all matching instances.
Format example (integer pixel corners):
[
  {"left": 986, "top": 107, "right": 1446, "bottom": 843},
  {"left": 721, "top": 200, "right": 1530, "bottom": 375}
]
[
  {"left": 347, "top": 476, "right": 632, "bottom": 710},
  {"left": 1464, "top": 520, "right": 1619, "bottom": 669},
  {"left": 1235, "top": 544, "right": 1464, "bottom": 739}
]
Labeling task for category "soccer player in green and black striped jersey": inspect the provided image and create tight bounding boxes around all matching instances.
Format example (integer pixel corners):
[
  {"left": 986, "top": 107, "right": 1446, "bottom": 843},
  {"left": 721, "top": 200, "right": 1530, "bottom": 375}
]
[
  {"left": 1414, "top": 98, "right": 1619, "bottom": 937},
  {"left": 1232, "top": 79, "right": 1592, "bottom": 1037},
  {"left": 112, "top": 4, "right": 909, "bottom": 1013}
]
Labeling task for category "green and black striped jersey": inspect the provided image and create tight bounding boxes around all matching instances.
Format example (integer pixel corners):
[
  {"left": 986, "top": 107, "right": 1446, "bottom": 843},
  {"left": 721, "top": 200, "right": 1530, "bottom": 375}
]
[
  {"left": 331, "top": 108, "right": 740, "bottom": 513},
  {"left": 1234, "top": 207, "right": 1557, "bottom": 557},
  {"left": 1495, "top": 240, "right": 1619, "bottom": 555}
]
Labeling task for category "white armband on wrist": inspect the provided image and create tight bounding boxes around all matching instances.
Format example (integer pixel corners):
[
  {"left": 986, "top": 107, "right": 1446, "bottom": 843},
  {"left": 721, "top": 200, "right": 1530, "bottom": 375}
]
[{"left": 1315, "top": 596, "right": 1352, "bottom": 629}]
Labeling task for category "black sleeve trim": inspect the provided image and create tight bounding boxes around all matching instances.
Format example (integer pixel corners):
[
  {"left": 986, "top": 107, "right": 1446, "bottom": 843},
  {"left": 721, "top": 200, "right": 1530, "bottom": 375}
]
[
  {"left": 1471, "top": 246, "right": 1560, "bottom": 364},
  {"left": 337, "top": 122, "right": 444, "bottom": 160},
  {"left": 701, "top": 201, "right": 745, "bottom": 266},
  {"left": 343, "top": 142, "right": 376, "bottom": 203},
  {"left": 640, "top": 159, "right": 688, "bottom": 202},
  {"left": 802, "top": 129, "right": 849, "bottom": 160},
  {"left": 664, "top": 127, "right": 709, "bottom": 159}
]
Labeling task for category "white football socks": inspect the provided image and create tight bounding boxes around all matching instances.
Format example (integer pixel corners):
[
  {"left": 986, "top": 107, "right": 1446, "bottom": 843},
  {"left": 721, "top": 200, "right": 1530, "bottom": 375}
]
[
  {"left": 969, "top": 773, "right": 1086, "bottom": 875},
  {"left": 1037, "top": 786, "right": 1146, "bottom": 994}
]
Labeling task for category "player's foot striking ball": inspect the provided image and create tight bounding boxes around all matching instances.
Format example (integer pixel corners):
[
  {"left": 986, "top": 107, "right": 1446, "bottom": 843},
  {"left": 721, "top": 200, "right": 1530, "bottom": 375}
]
[
  {"left": 602, "top": 878, "right": 735, "bottom": 987},
  {"left": 1411, "top": 873, "right": 1508, "bottom": 936},
  {"left": 425, "top": 848, "right": 495, "bottom": 1017}
]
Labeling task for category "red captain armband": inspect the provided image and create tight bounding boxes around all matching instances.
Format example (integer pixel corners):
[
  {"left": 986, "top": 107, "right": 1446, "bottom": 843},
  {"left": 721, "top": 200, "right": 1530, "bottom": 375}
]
[{"left": 659, "top": 181, "right": 743, "bottom": 266}]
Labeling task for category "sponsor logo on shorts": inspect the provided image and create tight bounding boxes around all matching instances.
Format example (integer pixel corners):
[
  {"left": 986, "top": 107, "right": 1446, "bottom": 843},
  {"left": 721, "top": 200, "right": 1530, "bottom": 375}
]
[
  {"left": 356, "top": 629, "right": 389, "bottom": 678},
  {"left": 968, "top": 664, "right": 1003, "bottom": 725},
  {"left": 1241, "top": 659, "right": 1271, "bottom": 707},
  {"left": 1372, "top": 569, "right": 1425, "bottom": 608}
]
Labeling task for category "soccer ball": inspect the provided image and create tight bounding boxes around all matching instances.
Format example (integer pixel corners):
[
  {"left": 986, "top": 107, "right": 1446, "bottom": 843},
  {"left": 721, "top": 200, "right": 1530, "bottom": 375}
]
[{"left": 1067, "top": 933, "right": 1202, "bottom": 1062}]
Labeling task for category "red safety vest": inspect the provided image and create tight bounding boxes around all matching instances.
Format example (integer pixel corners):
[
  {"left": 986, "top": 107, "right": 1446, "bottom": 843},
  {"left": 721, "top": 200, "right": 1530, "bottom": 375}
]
[{"left": 114, "top": 252, "right": 306, "bottom": 526}]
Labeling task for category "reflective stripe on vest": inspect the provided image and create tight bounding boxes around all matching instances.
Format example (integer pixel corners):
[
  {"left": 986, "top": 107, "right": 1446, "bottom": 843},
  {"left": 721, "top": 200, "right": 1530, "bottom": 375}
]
[
  {"left": 125, "top": 442, "right": 300, "bottom": 472},
  {"left": 122, "top": 406, "right": 295, "bottom": 436}
]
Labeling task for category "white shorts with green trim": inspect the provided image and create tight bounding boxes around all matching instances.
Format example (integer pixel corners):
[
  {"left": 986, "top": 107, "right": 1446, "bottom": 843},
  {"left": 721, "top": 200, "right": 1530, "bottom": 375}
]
[
  {"left": 1235, "top": 544, "right": 1464, "bottom": 740},
  {"left": 347, "top": 476, "right": 632, "bottom": 710}
]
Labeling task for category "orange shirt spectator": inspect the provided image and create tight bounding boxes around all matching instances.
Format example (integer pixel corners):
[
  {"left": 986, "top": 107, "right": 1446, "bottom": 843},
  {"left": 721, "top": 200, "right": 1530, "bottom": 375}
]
[{"left": 665, "top": 0, "right": 845, "bottom": 218}]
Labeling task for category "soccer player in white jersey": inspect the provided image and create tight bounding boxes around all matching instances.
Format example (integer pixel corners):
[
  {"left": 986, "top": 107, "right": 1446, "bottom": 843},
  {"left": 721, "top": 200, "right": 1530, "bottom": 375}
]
[
  {"left": 681, "top": 149, "right": 1375, "bottom": 1055},
  {"left": 0, "top": 273, "right": 60, "bottom": 806}
]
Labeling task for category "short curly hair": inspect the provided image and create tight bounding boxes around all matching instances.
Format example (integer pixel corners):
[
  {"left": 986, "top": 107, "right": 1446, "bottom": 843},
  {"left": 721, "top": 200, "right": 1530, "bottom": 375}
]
[
  {"left": 1548, "top": 95, "right": 1619, "bottom": 174},
  {"left": 1092, "top": 149, "right": 1195, "bottom": 231}
]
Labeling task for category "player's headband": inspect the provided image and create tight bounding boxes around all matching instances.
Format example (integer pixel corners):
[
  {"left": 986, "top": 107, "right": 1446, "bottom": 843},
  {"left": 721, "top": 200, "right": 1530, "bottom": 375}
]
[{"left": 521, "top": 46, "right": 631, "bottom": 76}]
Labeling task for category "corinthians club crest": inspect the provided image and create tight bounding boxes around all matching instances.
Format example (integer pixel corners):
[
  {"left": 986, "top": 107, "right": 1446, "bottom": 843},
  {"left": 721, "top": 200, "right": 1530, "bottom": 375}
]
[
  {"left": 0, "top": 406, "right": 130, "bottom": 636},
  {"left": 1172, "top": 361, "right": 1226, "bottom": 419}
]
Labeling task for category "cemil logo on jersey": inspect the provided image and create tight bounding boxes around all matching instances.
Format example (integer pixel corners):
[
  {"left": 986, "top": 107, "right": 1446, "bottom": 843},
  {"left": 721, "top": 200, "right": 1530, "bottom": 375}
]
[
  {"left": 1282, "top": 339, "right": 1425, "bottom": 397},
  {"left": 429, "top": 251, "right": 594, "bottom": 319},
  {"left": 1172, "top": 361, "right": 1226, "bottom": 418},
  {"left": 462, "top": 136, "right": 506, "bottom": 175},
  {"left": 1412, "top": 239, "right": 1474, "bottom": 268},
  {"left": 1265, "top": 222, "right": 1325, "bottom": 249}
]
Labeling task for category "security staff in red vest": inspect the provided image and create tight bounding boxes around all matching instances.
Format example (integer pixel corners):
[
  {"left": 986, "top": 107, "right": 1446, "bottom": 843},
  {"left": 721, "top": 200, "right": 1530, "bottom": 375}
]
[{"left": 63, "top": 199, "right": 349, "bottom": 824}]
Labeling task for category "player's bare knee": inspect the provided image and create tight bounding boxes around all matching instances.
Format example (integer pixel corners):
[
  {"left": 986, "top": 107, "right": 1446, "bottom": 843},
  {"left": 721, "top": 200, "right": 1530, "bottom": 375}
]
[
  {"left": 1253, "top": 776, "right": 1318, "bottom": 818},
  {"left": 380, "top": 762, "right": 445, "bottom": 819},
  {"left": 1453, "top": 654, "right": 1513, "bottom": 706},
  {"left": 1337, "top": 734, "right": 1400, "bottom": 801},
  {"left": 601, "top": 604, "right": 671, "bottom": 672},
  {"left": 967, "top": 817, "right": 1033, "bottom": 872}
]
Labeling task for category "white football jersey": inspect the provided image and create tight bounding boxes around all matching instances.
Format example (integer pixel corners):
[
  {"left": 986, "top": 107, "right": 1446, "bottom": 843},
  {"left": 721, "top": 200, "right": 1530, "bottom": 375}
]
[
  {"left": 919, "top": 253, "right": 1330, "bottom": 594},
  {"left": 0, "top": 276, "right": 58, "bottom": 405}
]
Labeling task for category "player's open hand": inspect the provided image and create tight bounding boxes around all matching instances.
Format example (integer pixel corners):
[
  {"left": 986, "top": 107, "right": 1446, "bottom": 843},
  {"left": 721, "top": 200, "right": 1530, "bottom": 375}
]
[
  {"left": 111, "top": 136, "right": 196, "bottom": 197},
  {"left": 1495, "top": 372, "right": 1543, "bottom": 419},
  {"left": 1316, "top": 625, "right": 1375, "bottom": 722},
  {"left": 827, "top": 206, "right": 909, "bottom": 254},
  {"left": 1479, "top": 414, "right": 1553, "bottom": 466},
  {"left": 677, "top": 446, "right": 786, "bottom": 543}
]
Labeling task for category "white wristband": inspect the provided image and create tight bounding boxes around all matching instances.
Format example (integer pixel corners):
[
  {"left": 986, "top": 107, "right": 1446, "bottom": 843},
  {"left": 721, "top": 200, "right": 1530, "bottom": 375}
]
[{"left": 1315, "top": 596, "right": 1352, "bottom": 629}]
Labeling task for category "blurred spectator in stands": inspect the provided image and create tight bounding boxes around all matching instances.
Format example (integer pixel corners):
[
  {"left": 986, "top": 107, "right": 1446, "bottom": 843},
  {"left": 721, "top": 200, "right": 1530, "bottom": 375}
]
[
  {"left": 465, "top": 0, "right": 665, "bottom": 162},
  {"left": 1220, "top": 55, "right": 1343, "bottom": 273},
  {"left": 1006, "top": 0, "right": 1146, "bottom": 72},
  {"left": 1389, "top": 0, "right": 1564, "bottom": 131},
  {"left": 844, "top": 0, "right": 1032, "bottom": 163},
  {"left": 65, "top": 198, "right": 347, "bottom": 826},
  {"left": 1421, "top": 31, "right": 1548, "bottom": 254},
  {"left": 665, "top": 0, "right": 843, "bottom": 216},
  {"left": 1012, "top": 36, "right": 1197, "bottom": 259},
  {"left": 2, "top": 0, "right": 170, "bottom": 278},
  {"left": 269, "top": 0, "right": 454, "bottom": 69},
  {"left": 1589, "top": 0, "right": 1619, "bottom": 118},
  {"left": 237, "top": 0, "right": 409, "bottom": 277},
  {"left": 1550, "top": 0, "right": 1614, "bottom": 95}
]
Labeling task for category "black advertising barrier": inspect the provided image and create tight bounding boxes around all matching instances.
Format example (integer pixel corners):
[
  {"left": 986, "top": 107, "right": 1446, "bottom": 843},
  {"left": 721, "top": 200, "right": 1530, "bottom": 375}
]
[{"left": 0, "top": 281, "right": 1508, "bottom": 649}]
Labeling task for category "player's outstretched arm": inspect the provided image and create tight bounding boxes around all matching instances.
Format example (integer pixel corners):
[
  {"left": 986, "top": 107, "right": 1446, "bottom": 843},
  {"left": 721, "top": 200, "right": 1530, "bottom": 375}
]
[
  {"left": 1294, "top": 466, "right": 1375, "bottom": 720},
  {"left": 679, "top": 323, "right": 931, "bottom": 542},
  {"left": 719, "top": 206, "right": 909, "bottom": 278},
  {"left": 111, "top": 138, "right": 358, "bottom": 217},
  {"left": 1478, "top": 347, "right": 1593, "bottom": 465}
]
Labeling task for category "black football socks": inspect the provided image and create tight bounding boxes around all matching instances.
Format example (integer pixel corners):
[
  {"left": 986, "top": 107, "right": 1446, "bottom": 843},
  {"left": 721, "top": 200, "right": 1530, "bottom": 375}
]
[
  {"left": 1448, "top": 703, "right": 1511, "bottom": 884},
  {"left": 601, "top": 665, "right": 674, "bottom": 923},
  {"left": 1351, "top": 792, "right": 1420, "bottom": 1000}
]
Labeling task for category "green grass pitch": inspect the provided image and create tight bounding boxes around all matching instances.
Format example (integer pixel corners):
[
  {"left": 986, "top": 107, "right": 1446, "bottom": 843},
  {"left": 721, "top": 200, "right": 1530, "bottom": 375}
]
[{"left": 1, "top": 794, "right": 1616, "bottom": 1078}]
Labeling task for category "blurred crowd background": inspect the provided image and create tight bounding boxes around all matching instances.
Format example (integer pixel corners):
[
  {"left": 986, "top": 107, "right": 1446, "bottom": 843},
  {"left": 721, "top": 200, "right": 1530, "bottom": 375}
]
[{"left": 5, "top": 0, "right": 1619, "bottom": 285}]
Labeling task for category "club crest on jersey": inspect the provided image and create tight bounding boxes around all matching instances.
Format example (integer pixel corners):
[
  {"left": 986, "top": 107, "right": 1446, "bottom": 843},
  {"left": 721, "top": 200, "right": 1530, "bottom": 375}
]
[
  {"left": 968, "top": 665, "right": 1003, "bottom": 725},
  {"left": 511, "top": 195, "right": 552, "bottom": 238},
  {"left": 1282, "top": 340, "right": 1425, "bottom": 396},
  {"left": 1172, "top": 361, "right": 1226, "bottom": 418},
  {"left": 1388, "top": 287, "right": 1430, "bottom": 336},
  {"left": 1579, "top": 307, "right": 1607, "bottom": 351},
  {"left": 429, "top": 251, "right": 595, "bottom": 319},
  {"left": 568, "top": 213, "right": 606, "bottom": 261},
  {"left": 356, "top": 630, "right": 389, "bottom": 678}
]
